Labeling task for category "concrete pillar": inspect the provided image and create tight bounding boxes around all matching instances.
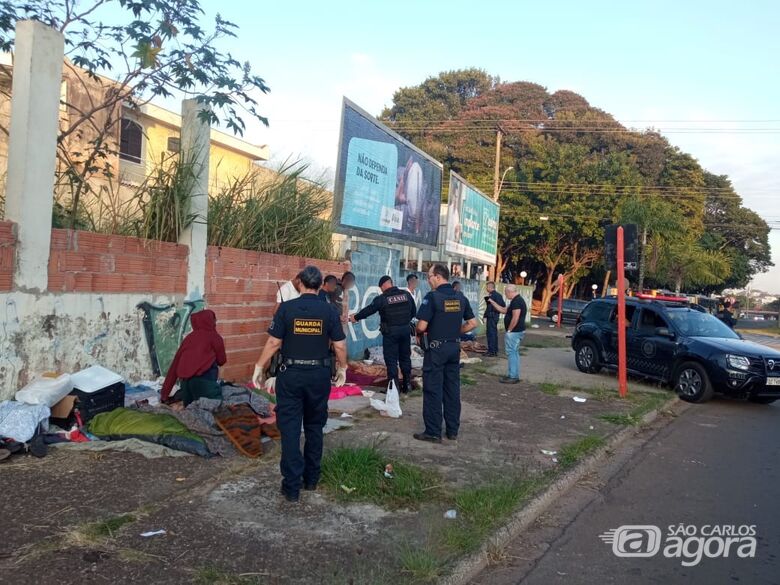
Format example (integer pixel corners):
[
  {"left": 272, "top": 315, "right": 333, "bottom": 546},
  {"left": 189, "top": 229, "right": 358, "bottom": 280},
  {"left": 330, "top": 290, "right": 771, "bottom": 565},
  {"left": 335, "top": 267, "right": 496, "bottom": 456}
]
[
  {"left": 4, "top": 21, "right": 64, "bottom": 292},
  {"left": 179, "top": 98, "right": 211, "bottom": 300},
  {"left": 417, "top": 249, "right": 423, "bottom": 272}
]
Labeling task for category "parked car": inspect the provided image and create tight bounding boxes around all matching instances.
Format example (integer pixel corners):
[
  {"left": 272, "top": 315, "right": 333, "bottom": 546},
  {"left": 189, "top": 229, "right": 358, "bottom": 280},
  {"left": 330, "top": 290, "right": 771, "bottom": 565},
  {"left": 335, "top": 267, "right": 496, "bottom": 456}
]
[
  {"left": 547, "top": 298, "right": 589, "bottom": 323},
  {"left": 571, "top": 297, "right": 780, "bottom": 404}
]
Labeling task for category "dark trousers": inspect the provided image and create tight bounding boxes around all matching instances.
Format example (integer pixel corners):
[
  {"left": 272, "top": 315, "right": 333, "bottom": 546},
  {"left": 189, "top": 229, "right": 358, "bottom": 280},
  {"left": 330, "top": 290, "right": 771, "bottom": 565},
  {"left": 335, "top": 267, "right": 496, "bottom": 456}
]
[
  {"left": 485, "top": 316, "right": 500, "bottom": 354},
  {"left": 274, "top": 365, "right": 330, "bottom": 495},
  {"left": 383, "top": 325, "right": 412, "bottom": 385},
  {"left": 422, "top": 342, "right": 461, "bottom": 437}
]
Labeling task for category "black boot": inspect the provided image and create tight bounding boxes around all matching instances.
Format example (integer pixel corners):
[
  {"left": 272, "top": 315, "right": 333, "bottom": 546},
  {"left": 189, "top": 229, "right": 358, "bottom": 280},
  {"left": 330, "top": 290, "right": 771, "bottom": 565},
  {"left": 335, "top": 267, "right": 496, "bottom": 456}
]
[{"left": 400, "top": 374, "right": 411, "bottom": 394}]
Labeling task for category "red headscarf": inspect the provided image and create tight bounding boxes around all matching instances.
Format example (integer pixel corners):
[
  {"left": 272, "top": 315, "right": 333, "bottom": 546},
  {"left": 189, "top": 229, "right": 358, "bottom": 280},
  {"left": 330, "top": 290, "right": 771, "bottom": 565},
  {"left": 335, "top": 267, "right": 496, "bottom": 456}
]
[{"left": 161, "top": 309, "right": 227, "bottom": 401}]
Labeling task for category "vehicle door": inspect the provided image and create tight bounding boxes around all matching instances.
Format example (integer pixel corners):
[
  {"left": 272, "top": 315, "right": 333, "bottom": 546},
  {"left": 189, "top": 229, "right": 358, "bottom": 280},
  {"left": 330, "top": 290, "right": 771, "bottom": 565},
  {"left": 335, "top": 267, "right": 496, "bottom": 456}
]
[
  {"left": 604, "top": 304, "right": 639, "bottom": 366},
  {"left": 631, "top": 308, "right": 678, "bottom": 380}
]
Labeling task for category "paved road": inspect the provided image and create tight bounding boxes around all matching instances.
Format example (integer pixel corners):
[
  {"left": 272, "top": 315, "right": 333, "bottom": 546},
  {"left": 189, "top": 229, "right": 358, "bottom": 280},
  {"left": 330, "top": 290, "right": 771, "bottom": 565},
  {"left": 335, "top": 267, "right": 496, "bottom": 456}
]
[
  {"left": 742, "top": 332, "right": 780, "bottom": 350},
  {"left": 476, "top": 399, "right": 780, "bottom": 585}
]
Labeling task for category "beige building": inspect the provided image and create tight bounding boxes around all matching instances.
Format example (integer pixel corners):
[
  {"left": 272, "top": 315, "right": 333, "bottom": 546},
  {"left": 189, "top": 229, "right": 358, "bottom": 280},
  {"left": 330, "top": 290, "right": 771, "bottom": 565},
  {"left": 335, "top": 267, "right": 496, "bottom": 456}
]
[{"left": 0, "top": 53, "right": 270, "bottom": 208}]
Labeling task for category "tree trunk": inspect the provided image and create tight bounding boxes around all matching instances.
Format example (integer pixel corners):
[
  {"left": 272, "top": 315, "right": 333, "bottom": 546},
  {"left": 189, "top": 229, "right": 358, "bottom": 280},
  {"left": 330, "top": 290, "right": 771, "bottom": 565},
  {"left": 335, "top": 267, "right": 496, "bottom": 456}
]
[
  {"left": 540, "top": 269, "right": 555, "bottom": 314},
  {"left": 638, "top": 225, "right": 648, "bottom": 292},
  {"left": 675, "top": 276, "right": 682, "bottom": 294},
  {"left": 602, "top": 270, "right": 611, "bottom": 297}
]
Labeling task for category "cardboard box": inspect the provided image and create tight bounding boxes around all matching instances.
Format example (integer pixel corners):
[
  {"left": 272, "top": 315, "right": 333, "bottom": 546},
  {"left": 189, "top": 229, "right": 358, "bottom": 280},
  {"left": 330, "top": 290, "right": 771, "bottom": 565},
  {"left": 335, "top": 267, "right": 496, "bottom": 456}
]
[{"left": 50, "top": 395, "right": 76, "bottom": 419}]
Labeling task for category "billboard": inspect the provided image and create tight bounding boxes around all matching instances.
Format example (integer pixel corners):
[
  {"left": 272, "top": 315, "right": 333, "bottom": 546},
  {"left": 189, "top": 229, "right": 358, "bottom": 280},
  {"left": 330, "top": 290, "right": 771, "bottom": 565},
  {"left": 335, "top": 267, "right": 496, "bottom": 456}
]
[
  {"left": 444, "top": 172, "right": 500, "bottom": 264},
  {"left": 333, "top": 98, "right": 443, "bottom": 249}
]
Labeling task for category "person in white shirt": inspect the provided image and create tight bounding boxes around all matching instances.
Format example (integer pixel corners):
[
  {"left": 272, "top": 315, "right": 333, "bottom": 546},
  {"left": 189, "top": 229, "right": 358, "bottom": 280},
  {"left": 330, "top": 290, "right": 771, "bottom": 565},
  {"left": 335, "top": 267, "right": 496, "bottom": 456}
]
[{"left": 276, "top": 274, "right": 301, "bottom": 308}]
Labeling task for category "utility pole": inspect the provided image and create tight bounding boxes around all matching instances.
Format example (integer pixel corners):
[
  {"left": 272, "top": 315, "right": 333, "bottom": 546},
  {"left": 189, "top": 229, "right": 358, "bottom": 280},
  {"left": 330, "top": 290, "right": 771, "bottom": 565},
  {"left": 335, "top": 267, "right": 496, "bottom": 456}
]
[{"left": 493, "top": 126, "right": 504, "bottom": 201}]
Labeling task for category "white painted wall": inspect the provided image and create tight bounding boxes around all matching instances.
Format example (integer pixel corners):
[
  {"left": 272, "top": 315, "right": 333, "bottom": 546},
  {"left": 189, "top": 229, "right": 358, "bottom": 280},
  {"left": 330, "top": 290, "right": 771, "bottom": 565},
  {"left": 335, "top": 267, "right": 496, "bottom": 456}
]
[{"left": 0, "top": 291, "right": 182, "bottom": 400}]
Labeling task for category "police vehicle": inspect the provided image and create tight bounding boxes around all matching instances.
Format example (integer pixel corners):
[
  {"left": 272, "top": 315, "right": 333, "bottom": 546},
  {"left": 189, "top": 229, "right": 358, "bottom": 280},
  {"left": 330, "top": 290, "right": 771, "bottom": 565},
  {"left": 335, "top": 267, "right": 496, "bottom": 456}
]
[{"left": 571, "top": 297, "right": 780, "bottom": 404}]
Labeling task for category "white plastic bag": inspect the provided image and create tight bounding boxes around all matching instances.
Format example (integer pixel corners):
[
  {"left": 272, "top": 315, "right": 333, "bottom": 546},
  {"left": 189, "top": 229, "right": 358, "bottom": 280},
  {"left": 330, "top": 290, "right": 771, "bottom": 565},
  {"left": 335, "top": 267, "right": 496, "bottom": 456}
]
[
  {"left": 15, "top": 374, "right": 73, "bottom": 407},
  {"left": 369, "top": 380, "right": 403, "bottom": 418}
]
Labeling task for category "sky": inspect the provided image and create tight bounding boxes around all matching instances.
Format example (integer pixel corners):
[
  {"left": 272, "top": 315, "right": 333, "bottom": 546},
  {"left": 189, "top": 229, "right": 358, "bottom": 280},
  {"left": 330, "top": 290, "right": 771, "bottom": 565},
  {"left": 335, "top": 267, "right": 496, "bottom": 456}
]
[{"left": 172, "top": 0, "right": 780, "bottom": 292}]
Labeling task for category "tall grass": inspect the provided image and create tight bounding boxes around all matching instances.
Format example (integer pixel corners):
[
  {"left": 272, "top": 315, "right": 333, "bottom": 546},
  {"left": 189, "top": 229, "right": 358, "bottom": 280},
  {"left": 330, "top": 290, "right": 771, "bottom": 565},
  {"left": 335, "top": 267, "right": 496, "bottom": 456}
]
[
  {"left": 45, "top": 157, "right": 334, "bottom": 259},
  {"left": 208, "top": 161, "right": 333, "bottom": 259}
]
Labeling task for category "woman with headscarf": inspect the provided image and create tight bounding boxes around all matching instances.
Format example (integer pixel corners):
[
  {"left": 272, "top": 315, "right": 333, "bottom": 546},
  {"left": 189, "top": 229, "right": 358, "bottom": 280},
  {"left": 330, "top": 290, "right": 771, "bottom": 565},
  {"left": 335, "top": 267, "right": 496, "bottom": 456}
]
[{"left": 161, "top": 309, "right": 227, "bottom": 406}]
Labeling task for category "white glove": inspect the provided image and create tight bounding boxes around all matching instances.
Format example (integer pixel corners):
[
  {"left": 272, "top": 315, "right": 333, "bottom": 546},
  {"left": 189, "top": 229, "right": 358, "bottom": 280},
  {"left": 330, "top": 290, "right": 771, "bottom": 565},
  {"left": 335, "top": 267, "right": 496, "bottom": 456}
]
[
  {"left": 252, "top": 364, "right": 264, "bottom": 389},
  {"left": 264, "top": 377, "right": 277, "bottom": 395},
  {"left": 333, "top": 366, "right": 347, "bottom": 387}
]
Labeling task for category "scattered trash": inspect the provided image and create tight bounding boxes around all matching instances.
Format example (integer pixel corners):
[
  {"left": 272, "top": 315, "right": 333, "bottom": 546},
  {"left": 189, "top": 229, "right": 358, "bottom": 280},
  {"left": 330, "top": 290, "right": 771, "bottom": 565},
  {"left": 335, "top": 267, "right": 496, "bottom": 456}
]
[
  {"left": 340, "top": 485, "right": 355, "bottom": 494},
  {"left": 531, "top": 324, "right": 540, "bottom": 329},
  {"left": 340, "top": 413, "right": 353, "bottom": 419},
  {"left": 500, "top": 393, "right": 509, "bottom": 397},
  {"left": 175, "top": 477, "right": 186, "bottom": 482},
  {"left": 444, "top": 509, "right": 458, "bottom": 519},
  {"left": 589, "top": 425, "right": 594, "bottom": 430},
  {"left": 361, "top": 390, "right": 375, "bottom": 398},
  {"left": 140, "top": 530, "right": 166, "bottom": 537},
  {"left": 552, "top": 458, "right": 558, "bottom": 464},
  {"left": 540, "top": 449, "right": 557, "bottom": 456},
  {"left": 573, "top": 396, "right": 587, "bottom": 403},
  {"left": 549, "top": 324, "right": 556, "bottom": 328},
  {"left": 560, "top": 415, "right": 566, "bottom": 419},
  {"left": 384, "top": 463, "right": 394, "bottom": 479}
]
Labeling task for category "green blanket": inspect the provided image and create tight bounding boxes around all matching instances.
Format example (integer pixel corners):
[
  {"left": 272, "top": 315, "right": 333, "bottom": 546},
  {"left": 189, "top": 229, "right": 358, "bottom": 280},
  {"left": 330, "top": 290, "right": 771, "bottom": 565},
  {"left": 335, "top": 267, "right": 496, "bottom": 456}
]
[{"left": 87, "top": 408, "right": 210, "bottom": 457}]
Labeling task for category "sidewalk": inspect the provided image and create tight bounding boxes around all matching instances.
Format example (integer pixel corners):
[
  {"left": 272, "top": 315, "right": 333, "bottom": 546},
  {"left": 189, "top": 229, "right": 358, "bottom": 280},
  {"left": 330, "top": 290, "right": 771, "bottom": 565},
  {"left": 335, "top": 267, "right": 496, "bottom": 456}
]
[{"left": 0, "top": 333, "right": 678, "bottom": 585}]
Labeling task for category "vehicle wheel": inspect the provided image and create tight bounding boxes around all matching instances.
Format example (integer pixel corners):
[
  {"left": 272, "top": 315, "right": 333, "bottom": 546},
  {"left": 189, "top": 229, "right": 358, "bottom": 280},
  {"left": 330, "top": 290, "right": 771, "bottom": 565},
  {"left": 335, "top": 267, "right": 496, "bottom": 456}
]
[
  {"left": 575, "top": 340, "right": 601, "bottom": 374},
  {"left": 748, "top": 396, "right": 779, "bottom": 404},
  {"left": 551, "top": 313, "right": 559, "bottom": 323},
  {"left": 674, "top": 362, "right": 714, "bottom": 403}
]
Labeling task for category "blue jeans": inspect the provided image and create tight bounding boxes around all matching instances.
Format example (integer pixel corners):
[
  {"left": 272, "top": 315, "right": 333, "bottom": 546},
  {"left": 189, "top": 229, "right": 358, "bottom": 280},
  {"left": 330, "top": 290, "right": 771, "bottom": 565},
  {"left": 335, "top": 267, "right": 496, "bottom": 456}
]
[{"left": 505, "top": 331, "right": 525, "bottom": 380}]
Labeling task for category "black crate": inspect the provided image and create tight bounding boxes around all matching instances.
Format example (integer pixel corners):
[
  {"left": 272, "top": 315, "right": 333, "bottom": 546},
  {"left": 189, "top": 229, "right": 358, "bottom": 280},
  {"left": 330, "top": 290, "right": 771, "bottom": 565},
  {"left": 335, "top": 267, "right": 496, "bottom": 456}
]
[{"left": 72, "top": 381, "right": 126, "bottom": 423}]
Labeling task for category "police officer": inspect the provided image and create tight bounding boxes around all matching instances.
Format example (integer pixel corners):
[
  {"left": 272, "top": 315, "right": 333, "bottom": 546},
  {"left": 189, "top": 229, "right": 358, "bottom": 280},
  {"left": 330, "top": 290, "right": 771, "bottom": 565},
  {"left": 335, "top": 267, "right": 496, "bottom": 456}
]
[
  {"left": 253, "top": 266, "right": 347, "bottom": 502},
  {"left": 351, "top": 276, "right": 416, "bottom": 393},
  {"left": 414, "top": 263, "right": 477, "bottom": 443}
]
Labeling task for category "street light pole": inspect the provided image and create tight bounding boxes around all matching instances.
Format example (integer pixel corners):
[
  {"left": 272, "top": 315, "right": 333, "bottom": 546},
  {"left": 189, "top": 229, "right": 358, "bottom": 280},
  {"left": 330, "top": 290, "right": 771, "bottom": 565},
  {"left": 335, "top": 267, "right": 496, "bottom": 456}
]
[{"left": 493, "top": 127, "right": 503, "bottom": 200}]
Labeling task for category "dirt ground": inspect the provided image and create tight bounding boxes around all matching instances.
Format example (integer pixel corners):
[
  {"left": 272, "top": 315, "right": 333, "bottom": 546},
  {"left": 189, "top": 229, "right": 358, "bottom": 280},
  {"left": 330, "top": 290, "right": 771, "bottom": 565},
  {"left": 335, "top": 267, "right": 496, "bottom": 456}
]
[{"left": 0, "top": 332, "right": 676, "bottom": 585}]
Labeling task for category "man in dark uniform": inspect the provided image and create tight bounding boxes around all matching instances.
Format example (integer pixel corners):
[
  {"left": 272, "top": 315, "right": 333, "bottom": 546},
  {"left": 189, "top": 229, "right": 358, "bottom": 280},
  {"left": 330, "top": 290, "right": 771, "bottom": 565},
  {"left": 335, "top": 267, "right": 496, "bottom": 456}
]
[
  {"left": 350, "top": 276, "right": 416, "bottom": 393},
  {"left": 484, "top": 281, "right": 505, "bottom": 357},
  {"left": 414, "top": 263, "right": 477, "bottom": 443},
  {"left": 253, "top": 266, "right": 347, "bottom": 502}
]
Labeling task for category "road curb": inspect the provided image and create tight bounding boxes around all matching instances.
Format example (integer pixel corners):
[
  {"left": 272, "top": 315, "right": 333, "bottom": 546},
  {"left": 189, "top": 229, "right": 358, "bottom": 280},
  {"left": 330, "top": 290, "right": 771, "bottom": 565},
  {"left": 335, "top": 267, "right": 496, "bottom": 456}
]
[{"left": 438, "top": 395, "right": 689, "bottom": 585}]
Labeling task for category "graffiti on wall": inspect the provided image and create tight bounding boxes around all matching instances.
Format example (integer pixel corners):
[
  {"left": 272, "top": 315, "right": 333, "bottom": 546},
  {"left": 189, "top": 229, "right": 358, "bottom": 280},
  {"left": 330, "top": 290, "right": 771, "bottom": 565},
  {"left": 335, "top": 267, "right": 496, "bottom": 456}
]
[
  {"left": 138, "top": 300, "right": 205, "bottom": 376},
  {"left": 342, "top": 242, "right": 533, "bottom": 358}
]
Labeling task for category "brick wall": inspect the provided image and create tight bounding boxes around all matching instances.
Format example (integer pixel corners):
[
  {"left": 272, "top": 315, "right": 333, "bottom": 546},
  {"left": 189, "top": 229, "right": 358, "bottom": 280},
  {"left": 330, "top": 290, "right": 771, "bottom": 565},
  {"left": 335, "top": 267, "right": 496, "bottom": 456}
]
[
  {"left": 205, "top": 246, "right": 346, "bottom": 382},
  {"left": 48, "top": 229, "right": 188, "bottom": 293},
  {"left": 0, "top": 221, "right": 15, "bottom": 291}
]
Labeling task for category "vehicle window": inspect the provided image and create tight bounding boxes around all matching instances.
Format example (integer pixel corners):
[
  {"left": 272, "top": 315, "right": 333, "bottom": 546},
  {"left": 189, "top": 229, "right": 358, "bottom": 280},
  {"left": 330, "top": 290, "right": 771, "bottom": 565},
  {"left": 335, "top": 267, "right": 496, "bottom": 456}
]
[
  {"left": 639, "top": 309, "right": 669, "bottom": 333},
  {"left": 609, "top": 304, "right": 637, "bottom": 326},
  {"left": 581, "top": 302, "right": 612, "bottom": 323},
  {"left": 666, "top": 309, "right": 740, "bottom": 339}
]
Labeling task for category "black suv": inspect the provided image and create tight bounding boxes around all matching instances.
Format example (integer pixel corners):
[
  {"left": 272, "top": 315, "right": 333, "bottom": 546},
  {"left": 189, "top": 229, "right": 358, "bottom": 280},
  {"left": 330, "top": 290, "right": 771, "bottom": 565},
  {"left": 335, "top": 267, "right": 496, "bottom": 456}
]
[{"left": 571, "top": 298, "right": 780, "bottom": 403}]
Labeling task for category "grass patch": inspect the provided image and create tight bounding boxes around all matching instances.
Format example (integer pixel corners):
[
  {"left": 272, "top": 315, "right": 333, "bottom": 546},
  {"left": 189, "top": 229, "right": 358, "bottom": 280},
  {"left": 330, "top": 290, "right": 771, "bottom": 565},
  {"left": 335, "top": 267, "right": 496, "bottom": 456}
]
[
  {"left": 399, "top": 546, "right": 444, "bottom": 583},
  {"left": 539, "top": 382, "right": 561, "bottom": 396},
  {"left": 522, "top": 335, "right": 570, "bottom": 349},
  {"left": 461, "top": 373, "right": 477, "bottom": 386},
  {"left": 320, "top": 446, "right": 442, "bottom": 508},
  {"left": 557, "top": 435, "right": 606, "bottom": 469},
  {"left": 442, "top": 477, "right": 544, "bottom": 554},
  {"left": 576, "top": 385, "right": 614, "bottom": 402},
  {"left": 194, "top": 566, "right": 265, "bottom": 585},
  {"left": 66, "top": 514, "right": 136, "bottom": 546},
  {"left": 599, "top": 392, "right": 670, "bottom": 426}
]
